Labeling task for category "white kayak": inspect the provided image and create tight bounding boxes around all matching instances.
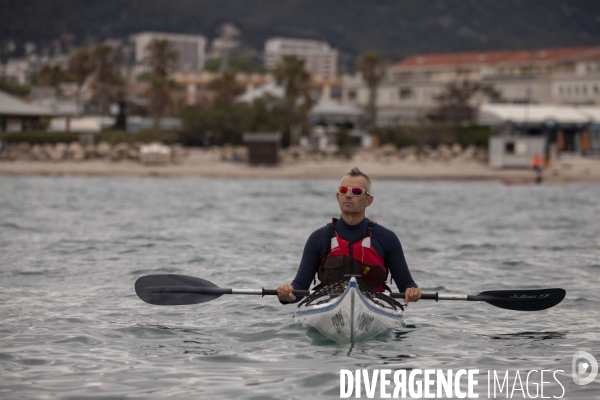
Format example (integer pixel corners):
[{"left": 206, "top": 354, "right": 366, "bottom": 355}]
[{"left": 294, "top": 277, "right": 405, "bottom": 344}]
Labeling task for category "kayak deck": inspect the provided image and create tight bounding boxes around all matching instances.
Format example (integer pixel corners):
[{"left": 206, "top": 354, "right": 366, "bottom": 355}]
[{"left": 294, "top": 277, "right": 405, "bottom": 344}]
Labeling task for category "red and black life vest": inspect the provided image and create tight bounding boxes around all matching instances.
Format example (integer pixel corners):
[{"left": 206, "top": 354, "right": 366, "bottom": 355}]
[{"left": 317, "top": 218, "right": 388, "bottom": 292}]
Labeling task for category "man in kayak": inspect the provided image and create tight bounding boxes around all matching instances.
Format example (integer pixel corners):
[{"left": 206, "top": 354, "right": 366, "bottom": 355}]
[{"left": 277, "top": 167, "right": 422, "bottom": 304}]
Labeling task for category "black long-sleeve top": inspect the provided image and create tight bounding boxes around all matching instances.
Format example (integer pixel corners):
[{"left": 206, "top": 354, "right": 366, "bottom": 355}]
[{"left": 288, "top": 218, "right": 418, "bottom": 301}]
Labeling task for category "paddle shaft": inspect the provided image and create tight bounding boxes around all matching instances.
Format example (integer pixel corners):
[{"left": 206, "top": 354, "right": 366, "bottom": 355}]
[
  {"left": 136, "top": 275, "right": 565, "bottom": 310},
  {"left": 148, "top": 286, "right": 310, "bottom": 297},
  {"left": 151, "top": 286, "right": 432, "bottom": 299},
  {"left": 145, "top": 287, "right": 552, "bottom": 302},
  {"left": 393, "top": 293, "right": 556, "bottom": 301},
  {"left": 151, "top": 287, "right": 484, "bottom": 301}
]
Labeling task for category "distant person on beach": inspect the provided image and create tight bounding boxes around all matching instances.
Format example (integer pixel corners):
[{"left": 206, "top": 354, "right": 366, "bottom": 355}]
[
  {"left": 277, "top": 167, "right": 422, "bottom": 304},
  {"left": 203, "top": 131, "right": 212, "bottom": 151},
  {"left": 531, "top": 154, "right": 543, "bottom": 184}
]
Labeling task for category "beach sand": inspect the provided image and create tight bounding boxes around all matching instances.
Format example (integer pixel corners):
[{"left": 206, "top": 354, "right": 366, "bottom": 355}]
[{"left": 1, "top": 148, "right": 599, "bottom": 182}]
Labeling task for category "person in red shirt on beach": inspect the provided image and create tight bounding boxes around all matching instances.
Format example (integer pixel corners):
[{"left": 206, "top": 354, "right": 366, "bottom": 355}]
[{"left": 531, "top": 154, "right": 543, "bottom": 184}]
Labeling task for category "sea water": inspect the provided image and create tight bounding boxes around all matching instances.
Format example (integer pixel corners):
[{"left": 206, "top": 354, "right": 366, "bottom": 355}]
[{"left": 0, "top": 177, "right": 598, "bottom": 399}]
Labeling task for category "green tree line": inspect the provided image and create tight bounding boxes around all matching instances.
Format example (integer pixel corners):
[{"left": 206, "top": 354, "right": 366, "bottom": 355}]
[
  {"left": 180, "top": 55, "right": 314, "bottom": 147},
  {"left": 11, "top": 41, "right": 493, "bottom": 149}
]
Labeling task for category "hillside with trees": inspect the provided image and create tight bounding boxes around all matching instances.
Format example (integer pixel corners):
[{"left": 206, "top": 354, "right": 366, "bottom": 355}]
[{"left": 2, "top": 0, "right": 600, "bottom": 67}]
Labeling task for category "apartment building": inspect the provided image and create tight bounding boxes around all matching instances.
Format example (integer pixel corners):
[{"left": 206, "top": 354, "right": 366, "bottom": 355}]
[
  {"left": 3, "top": 59, "right": 31, "bottom": 85},
  {"left": 342, "top": 47, "right": 600, "bottom": 125},
  {"left": 264, "top": 38, "right": 338, "bottom": 78},
  {"left": 132, "top": 32, "right": 207, "bottom": 71}
]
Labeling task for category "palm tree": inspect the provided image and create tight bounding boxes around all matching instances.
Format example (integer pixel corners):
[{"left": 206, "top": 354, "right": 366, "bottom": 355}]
[
  {"left": 145, "top": 39, "right": 179, "bottom": 126},
  {"left": 274, "top": 55, "right": 314, "bottom": 107},
  {"left": 68, "top": 49, "right": 94, "bottom": 115},
  {"left": 148, "top": 78, "right": 179, "bottom": 126},
  {"left": 427, "top": 80, "right": 490, "bottom": 124},
  {"left": 145, "top": 39, "right": 178, "bottom": 80},
  {"left": 207, "top": 71, "right": 245, "bottom": 103},
  {"left": 273, "top": 55, "right": 314, "bottom": 146},
  {"left": 91, "top": 45, "right": 124, "bottom": 116},
  {"left": 37, "top": 64, "right": 65, "bottom": 97},
  {"left": 358, "top": 52, "right": 387, "bottom": 128}
]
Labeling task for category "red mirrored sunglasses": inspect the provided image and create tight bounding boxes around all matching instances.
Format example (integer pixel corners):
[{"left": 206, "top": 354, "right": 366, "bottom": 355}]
[{"left": 338, "top": 185, "right": 370, "bottom": 196}]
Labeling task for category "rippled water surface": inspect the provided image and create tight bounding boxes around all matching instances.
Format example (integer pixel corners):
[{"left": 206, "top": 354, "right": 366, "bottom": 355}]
[{"left": 1, "top": 177, "right": 599, "bottom": 399}]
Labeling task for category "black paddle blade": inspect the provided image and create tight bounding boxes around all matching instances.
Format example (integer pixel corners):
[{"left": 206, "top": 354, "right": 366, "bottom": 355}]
[
  {"left": 471, "top": 288, "right": 566, "bottom": 311},
  {"left": 135, "top": 274, "right": 226, "bottom": 306}
]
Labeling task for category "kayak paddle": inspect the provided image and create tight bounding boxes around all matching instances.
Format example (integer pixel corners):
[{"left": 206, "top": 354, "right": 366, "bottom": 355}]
[
  {"left": 135, "top": 274, "right": 309, "bottom": 306},
  {"left": 390, "top": 289, "right": 566, "bottom": 311},
  {"left": 135, "top": 274, "right": 565, "bottom": 311}
]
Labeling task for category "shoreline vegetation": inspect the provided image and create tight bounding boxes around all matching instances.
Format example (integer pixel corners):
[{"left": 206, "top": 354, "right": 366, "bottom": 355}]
[{"left": 1, "top": 141, "right": 599, "bottom": 182}]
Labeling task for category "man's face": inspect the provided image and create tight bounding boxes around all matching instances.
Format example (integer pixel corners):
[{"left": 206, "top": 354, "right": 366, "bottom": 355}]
[{"left": 336, "top": 175, "right": 373, "bottom": 214}]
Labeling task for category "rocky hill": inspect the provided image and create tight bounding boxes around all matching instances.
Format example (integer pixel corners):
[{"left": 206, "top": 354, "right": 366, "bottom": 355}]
[{"left": 2, "top": 0, "right": 600, "bottom": 66}]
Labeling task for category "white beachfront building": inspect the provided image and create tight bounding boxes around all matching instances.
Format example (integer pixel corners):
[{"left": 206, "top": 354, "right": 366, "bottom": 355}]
[
  {"left": 264, "top": 38, "right": 338, "bottom": 79},
  {"left": 341, "top": 47, "right": 600, "bottom": 125},
  {"left": 131, "top": 32, "right": 207, "bottom": 72}
]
